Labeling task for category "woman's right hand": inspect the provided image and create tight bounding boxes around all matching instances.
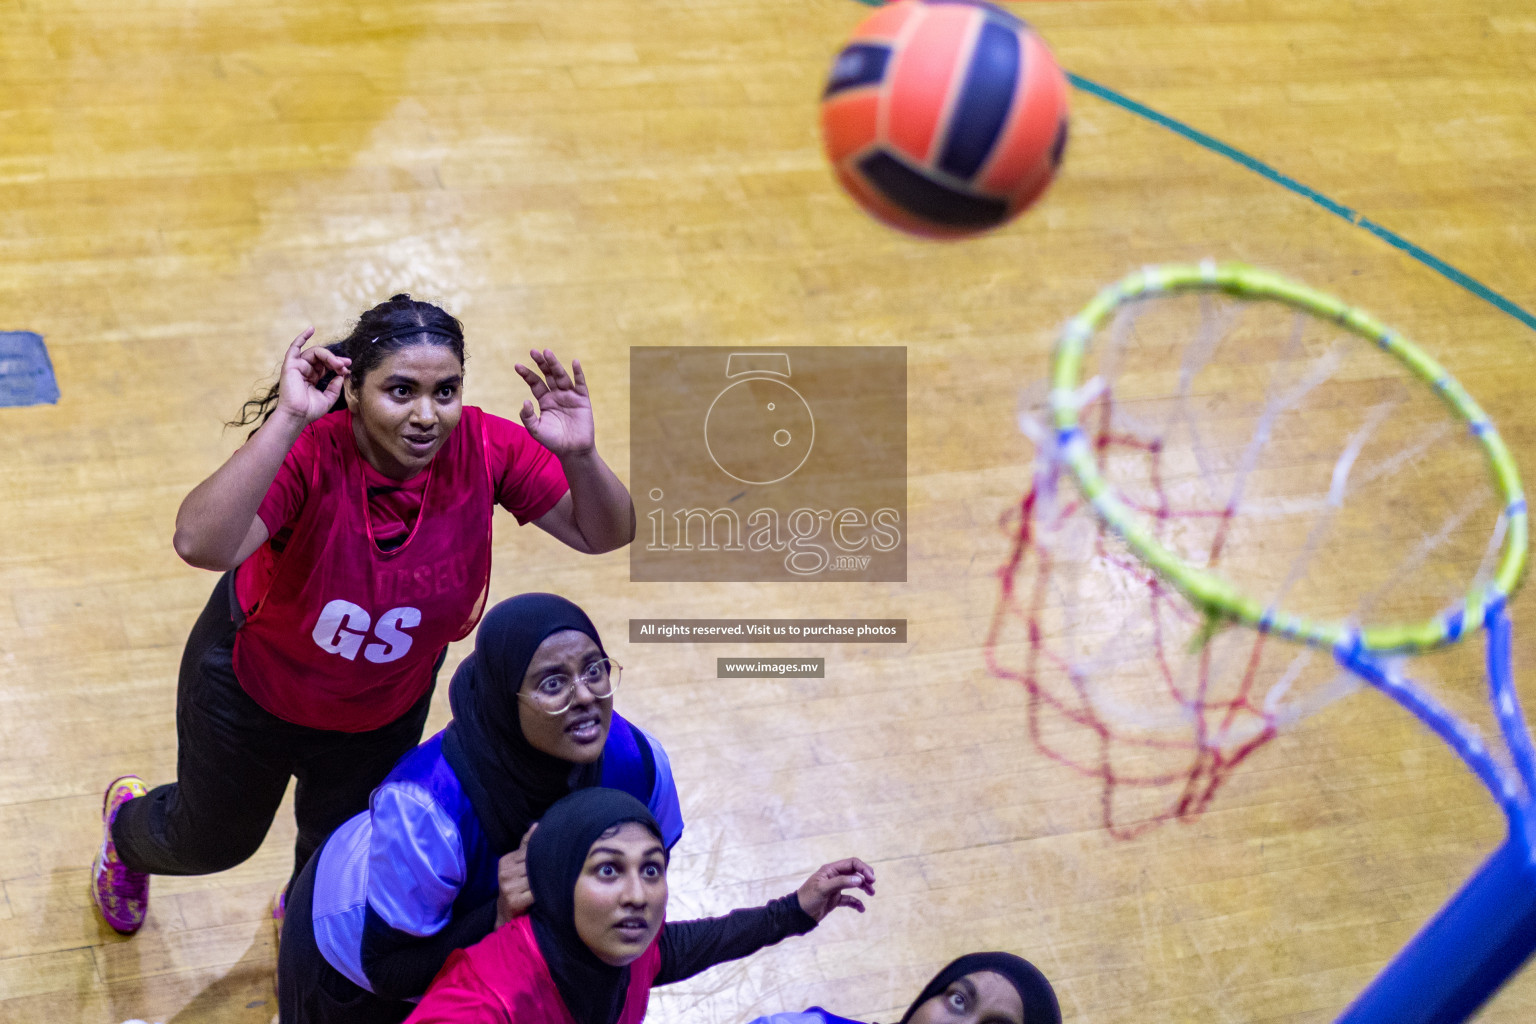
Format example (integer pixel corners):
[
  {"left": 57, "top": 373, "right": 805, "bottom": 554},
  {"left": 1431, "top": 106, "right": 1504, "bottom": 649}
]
[
  {"left": 275, "top": 327, "right": 350, "bottom": 427},
  {"left": 494, "top": 824, "right": 538, "bottom": 928}
]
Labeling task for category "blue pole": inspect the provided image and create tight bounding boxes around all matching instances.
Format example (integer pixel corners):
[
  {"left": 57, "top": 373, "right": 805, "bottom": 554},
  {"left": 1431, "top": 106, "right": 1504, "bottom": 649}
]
[{"left": 1335, "top": 819, "right": 1536, "bottom": 1024}]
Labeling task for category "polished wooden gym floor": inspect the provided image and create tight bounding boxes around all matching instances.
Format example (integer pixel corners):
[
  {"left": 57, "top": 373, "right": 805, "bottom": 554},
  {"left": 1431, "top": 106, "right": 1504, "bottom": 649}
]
[{"left": 4, "top": 0, "right": 1536, "bottom": 1021}]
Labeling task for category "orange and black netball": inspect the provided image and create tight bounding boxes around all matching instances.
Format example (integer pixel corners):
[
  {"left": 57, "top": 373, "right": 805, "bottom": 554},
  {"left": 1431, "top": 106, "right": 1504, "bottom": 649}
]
[{"left": 820, "top": 0, "right": 1070, "bottom": 239}]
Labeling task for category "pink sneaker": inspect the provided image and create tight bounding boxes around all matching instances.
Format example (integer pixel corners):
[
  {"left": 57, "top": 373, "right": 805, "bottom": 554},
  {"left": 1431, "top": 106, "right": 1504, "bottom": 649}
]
[{"left": 92, "top": 775, "right": 150, "bottom": 935}]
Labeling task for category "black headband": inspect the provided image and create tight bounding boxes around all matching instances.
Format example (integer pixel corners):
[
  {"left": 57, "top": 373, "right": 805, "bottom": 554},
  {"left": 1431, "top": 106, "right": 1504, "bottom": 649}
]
[{"left": 369, "top": 322, "right": 460, "bottom": 344}]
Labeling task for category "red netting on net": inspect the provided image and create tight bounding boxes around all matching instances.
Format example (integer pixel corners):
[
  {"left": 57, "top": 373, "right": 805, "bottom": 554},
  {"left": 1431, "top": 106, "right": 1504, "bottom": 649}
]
[{"left": 984, "top": 391, "right": 1285, "bottom": 840}]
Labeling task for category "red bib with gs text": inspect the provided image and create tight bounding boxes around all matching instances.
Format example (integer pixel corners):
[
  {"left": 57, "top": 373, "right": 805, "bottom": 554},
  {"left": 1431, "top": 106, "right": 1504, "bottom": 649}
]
[{"left": 233, "top": 407, "right": 493, "bottom": 732}]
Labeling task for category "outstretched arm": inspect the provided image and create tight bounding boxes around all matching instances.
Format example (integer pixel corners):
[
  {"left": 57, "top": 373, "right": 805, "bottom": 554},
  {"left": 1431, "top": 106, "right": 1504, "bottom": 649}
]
[
  {"left": 655, "top": 857, "right": 877, "bottom": 985},
  {"left": 517, "top": 349, "right": 636, "bottom": 554},
  {"left": 173, "top": 328, "right": 349, "bottom": 570}
]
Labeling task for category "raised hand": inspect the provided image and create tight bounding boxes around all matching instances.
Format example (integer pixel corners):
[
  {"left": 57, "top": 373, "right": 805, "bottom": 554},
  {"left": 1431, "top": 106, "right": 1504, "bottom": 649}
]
[
  {"left": 275, "top": 327, "right": 350, "bottom": 427},
  {"left": 495, "top": 823, "right": 538, "bottom": 928},
  {"left": 796, "top": 856, "right": 877, "bottom": 922},
  {"left": 516, "top": 349, "right": 595, "bottom": 458}
]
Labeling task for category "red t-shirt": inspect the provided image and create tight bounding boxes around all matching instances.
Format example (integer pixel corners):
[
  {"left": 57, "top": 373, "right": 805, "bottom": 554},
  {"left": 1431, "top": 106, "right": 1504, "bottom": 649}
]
[
  {"left": 236, "top": 410, "right": 568, "bottom": 612},
  {"left": 229, "top": 408, "right": 569, "bottom": 731},
  {"left": 405, "top": 916, "right": 664, "bottom": 1024}
]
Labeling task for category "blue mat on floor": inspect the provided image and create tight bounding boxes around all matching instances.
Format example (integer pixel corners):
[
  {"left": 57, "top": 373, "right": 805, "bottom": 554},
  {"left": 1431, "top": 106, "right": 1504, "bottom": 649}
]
[{"left": 0, "top": 331, "right": 60, "bottom": 406}]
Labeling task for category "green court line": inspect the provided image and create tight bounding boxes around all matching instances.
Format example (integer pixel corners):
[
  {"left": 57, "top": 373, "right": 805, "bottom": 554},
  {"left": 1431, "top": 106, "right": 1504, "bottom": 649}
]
[{"left": 841, "top": 0, "right": 1536, "bottom": 333}]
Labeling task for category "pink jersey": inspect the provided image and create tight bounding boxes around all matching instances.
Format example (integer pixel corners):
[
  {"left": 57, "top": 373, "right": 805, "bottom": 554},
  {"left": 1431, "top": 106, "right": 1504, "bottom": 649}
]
[
  {"left": 405, "top": 916, "right": 663, "bottom": 1024},
  {"left": 232, "top": 407, "right": 566, "bottom": 732}
]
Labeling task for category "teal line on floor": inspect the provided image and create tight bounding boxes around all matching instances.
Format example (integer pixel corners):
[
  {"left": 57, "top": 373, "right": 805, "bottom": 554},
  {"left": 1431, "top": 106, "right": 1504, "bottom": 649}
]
[{"left": 1064, "top": 73, "right": 1536, "bottom": 332}]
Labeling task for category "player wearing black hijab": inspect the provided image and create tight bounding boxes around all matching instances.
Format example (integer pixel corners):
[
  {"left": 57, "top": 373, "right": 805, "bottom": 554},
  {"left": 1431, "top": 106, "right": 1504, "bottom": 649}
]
[
  {"left": 746, "top": 951, "right": 1061, "bottom": 1024},
  {"left": 405, "top": 787, "right": 878, "bottom": 1024},
  {"left": 899, "top": 953, "right": 1061, "bottom": 1024},
  {"left": 277, "top": 595, "right": 682, "bottom": 1024}
]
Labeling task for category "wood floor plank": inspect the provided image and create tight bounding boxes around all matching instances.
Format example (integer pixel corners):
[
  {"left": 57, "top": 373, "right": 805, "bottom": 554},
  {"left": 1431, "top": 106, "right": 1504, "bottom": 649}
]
[{"left": 4, "top": 0, "right": 1536, "bottom": 1021}]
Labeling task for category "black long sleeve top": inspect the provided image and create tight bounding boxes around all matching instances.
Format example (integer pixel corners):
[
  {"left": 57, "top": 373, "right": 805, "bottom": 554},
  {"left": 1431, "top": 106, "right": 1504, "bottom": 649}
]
[
  {"left": 363, "top": 899, "right": 498, "bottom": 1000},
  {"left": 655, "top": 892, "right": 818, "bottom": 983},
  {"left": 361, "top": 891, "right": 815, "bottom": 1001}
]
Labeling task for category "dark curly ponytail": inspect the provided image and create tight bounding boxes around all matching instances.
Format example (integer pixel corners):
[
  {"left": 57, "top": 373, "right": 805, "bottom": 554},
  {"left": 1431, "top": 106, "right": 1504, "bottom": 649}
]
[{"left": 229, "top": 294, "right": 467, "bottom": 438}]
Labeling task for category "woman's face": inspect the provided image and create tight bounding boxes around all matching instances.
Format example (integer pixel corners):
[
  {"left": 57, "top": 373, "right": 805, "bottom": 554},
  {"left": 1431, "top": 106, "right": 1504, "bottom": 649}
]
[
  {"left": 571, "top": 821, "right": 668, "bottom": 966},
  {"left": 908, "top": 972, "right": 1025, "bottom": 1024},
  {"left": 348, "top": 343, "right": 464, "bottom": 480},
  {"left": 517, "top": 630, "right": 613, "bottom": 764}
]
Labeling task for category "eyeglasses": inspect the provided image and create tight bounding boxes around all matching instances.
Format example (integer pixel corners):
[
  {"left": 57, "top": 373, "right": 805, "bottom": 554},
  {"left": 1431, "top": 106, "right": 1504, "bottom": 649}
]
[{"left": 517, "top": 658, "right": 621, "bottom": 715}]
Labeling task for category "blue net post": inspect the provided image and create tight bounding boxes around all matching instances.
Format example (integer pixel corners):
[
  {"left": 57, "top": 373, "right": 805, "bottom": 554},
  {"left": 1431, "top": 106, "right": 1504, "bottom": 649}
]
[{"left": 1335, "top": 816, "right": 1536, "bottom": 1024}]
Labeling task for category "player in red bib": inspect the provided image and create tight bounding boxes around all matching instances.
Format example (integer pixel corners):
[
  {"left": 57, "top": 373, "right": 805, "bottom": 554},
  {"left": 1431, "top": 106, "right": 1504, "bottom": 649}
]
[{"left": 90, "top": 294, "right": 635, "bottom": 937}]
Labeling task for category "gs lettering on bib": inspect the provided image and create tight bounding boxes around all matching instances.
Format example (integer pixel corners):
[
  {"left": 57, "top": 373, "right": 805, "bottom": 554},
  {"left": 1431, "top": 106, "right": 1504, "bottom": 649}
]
[
  {"left": 233, "top": 408, "right": 494, "bottom": 732},
  {"left": 311, "top": 599, "right": 421, "bottom": 664}
]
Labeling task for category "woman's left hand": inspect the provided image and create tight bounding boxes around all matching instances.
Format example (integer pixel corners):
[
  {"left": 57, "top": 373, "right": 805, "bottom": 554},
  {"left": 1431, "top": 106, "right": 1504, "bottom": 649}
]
[
  {"left": 517, "top": 349, "right": 595, "bottom": 458},
  {"left": 796, "top": 857, "right": 877, "bottom": 922},
  {"left": 495, "top": 824, "right": 538, "bottom": 928}
]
